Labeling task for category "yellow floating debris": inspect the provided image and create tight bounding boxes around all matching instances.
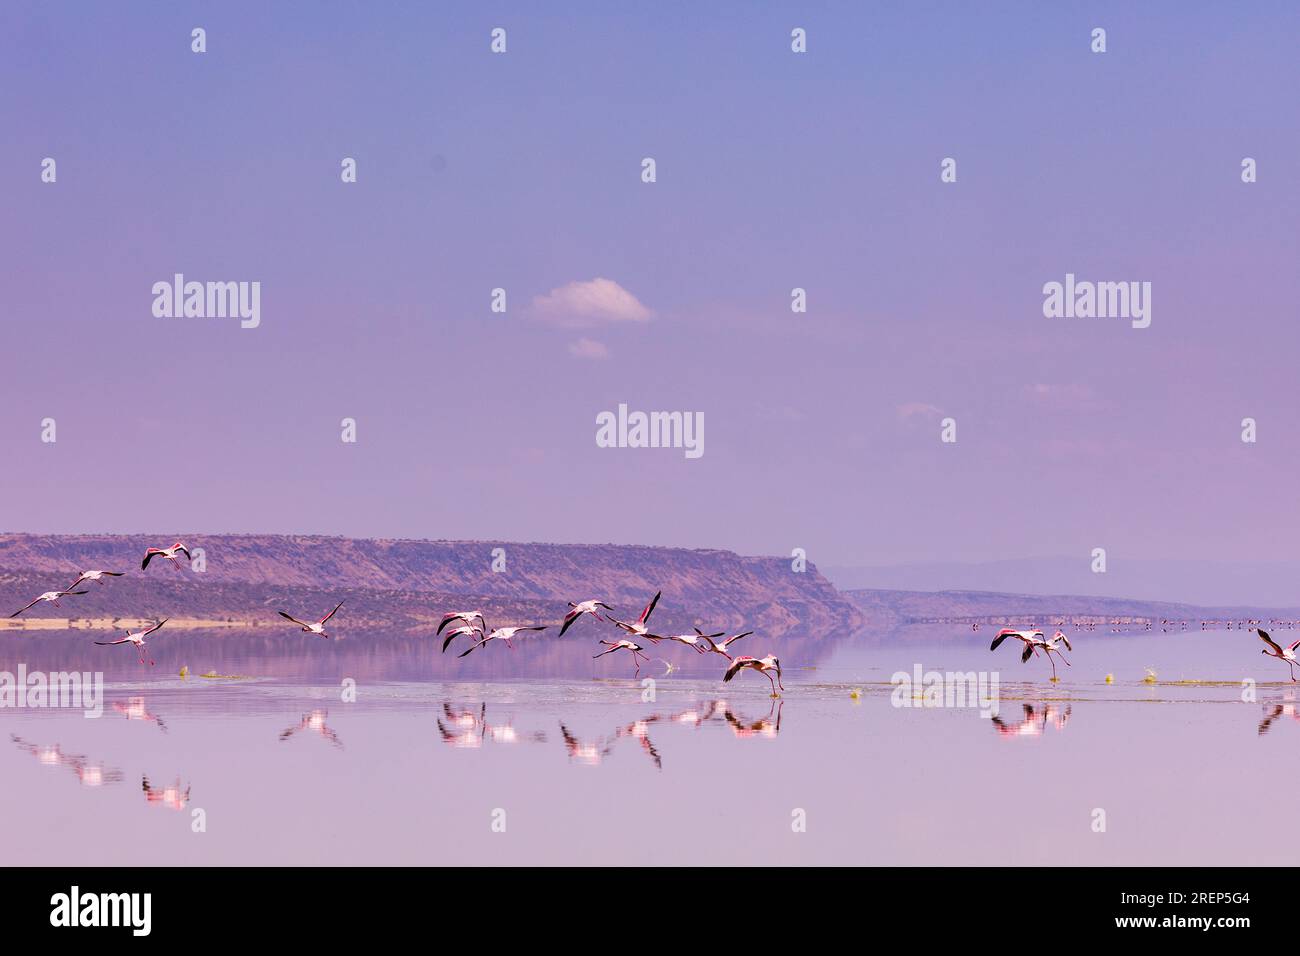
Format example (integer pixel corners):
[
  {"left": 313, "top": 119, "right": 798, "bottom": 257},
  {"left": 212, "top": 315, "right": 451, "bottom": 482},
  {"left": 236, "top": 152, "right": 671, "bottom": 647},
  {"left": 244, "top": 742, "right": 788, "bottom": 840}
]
[{"left": 1104, "top": 674, "right": 1114, "bottom": 684}]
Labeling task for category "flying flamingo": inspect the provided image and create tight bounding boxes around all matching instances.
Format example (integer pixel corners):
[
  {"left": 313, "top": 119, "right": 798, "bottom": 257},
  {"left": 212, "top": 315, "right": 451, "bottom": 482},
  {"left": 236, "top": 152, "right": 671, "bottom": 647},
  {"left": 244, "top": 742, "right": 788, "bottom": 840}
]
[
  {"left": 659, "top": 628, "right": 725, "bottom": 654},
  {"left": 458, "top": 625, "right": 548, "bottom": 657},
  {"left": 67, "top": 569, "right": 125, "bottom": 588},
  {"left": 723, "top": 655, "right": 785, "bottom": 696},
  {"left": 441, "top": 623, "right": 484, "bottom": 653},
  {"left": 699, "top": 630, "right": 754, "bottom": 660},
  {"left": 608, "top": 590, "right": 664, "bottom": 643},
  {"left": 141, "top": 542, "right": 192, "bottom": 571},
  {"left": 593, "top": 639, "right": 650, "bottom": 676},
  {"left": 94, "top": 619, "right": 168, "bottom": 666},
  {"left": 277, "top": 601, "right": 344, "bottom": 639},
  {"left": 437, "top": 611, "right": 486, "bottom": 635},
  {"left": 9, "top": 589, "right": 88, "bottom": 617},
  {"left": 558, "top": 599, "right": 616, "bottom": 637},
  {"left": 1257, "top": 628, "right": 1300, "bottom": 681}
]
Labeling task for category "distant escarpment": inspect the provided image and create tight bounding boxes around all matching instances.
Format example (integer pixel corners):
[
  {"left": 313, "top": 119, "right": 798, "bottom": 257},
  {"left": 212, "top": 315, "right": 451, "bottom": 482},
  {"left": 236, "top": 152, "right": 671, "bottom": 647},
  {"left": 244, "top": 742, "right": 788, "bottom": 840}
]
[{"left": 0, "top": 534, "right": 864, "bottom": 637}]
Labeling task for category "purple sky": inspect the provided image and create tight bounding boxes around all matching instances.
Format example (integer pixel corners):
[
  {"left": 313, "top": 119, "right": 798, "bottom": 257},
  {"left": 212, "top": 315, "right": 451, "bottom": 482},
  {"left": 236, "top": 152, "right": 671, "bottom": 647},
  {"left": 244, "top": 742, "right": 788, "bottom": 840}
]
[{"left": 4, "top": 2, "right": 1300, "bottom": 572}]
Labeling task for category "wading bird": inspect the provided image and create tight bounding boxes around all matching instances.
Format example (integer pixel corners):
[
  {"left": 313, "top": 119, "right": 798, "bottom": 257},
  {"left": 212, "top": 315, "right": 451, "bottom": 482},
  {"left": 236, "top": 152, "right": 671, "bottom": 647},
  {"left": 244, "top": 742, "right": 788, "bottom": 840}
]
[
  {"left": 437, "top": 611, "right": 486, "bottom": 635},
  {"left": 558, "top": 599, "right": 616, "bottom": 637},
  {"left": 458, "top": 625, "right": 548, "bottom": 657},
  {"left": 441, "top": 623, "right": 484, "bottom": 653},
  {"left": 9, "top": 589, "right": 88, "bottom": 617},
  {"left": 1257, "top": 628, "right": 1300, "bottom": 681},
  {"left": 593, "top": 639, "right": 650, "bottom": 676},
  {"left": 723, "top": 655, "right": 785, "bottom": 696},
  {"left": 608, "top": 590, "right": 664, "bottom": 643},
  {"left": 94, "top": 619, "right": 168, "bottom": 666},
  {"left": 699, "top": 630, "right": 754, "bottom": 661},
  {"left": 67, "top": 569, "right": 125, "bottom": 588},
  {"left": 141, "top": 542, "right": 192, "bottom": 571},
  {"left": 277, "top": 601, "right": 344, "bottom": 639},
  {"left": 659, "top": 627, "right": 725, "bottom": 654}
]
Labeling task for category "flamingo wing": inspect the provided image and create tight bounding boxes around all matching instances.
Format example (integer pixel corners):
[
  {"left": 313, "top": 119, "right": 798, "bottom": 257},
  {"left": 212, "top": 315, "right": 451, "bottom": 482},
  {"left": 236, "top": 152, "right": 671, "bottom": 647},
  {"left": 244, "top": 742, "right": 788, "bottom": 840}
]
[
  {"left": 9, "top": 598, "right": 41, "bottom": 617},
  {"left": 94, "top": 637, "right": 133, "bottom": 646},
  {"left": 278, "top": 611, "right": 313, "bottom": 628},
  {"left": 318, "top": 601, "right": 344, "bottom": 625},
  {"left": 141, "top": 549, "right": 163, "bottom": 570},
  {"left": 1020, "top": 644, "right": 1035, "bottom": 663},
  {"left": 1258, "top": 629, "right": 1284, "bottom": 655},
  {"left": 638, "top": 591, "right": 661, "bottom": 624},
  {"left": 144, "top": 619, "right": 167, "bottom": 636}
]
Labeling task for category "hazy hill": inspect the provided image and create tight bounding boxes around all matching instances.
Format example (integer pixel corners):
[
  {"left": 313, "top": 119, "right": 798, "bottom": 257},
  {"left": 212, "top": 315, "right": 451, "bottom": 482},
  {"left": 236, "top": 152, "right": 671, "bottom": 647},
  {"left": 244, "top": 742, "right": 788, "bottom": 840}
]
[{"left": 0, "top": 533, "right": 864, "bottom": 636}]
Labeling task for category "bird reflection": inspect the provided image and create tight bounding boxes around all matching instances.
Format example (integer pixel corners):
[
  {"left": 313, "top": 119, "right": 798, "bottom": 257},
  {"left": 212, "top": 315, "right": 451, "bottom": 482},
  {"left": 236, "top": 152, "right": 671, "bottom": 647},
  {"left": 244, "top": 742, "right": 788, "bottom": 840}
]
[
  {"left": 615, "top": 716, "right": 663, "bottom": 769},
  {"left": 113, "top": 696, "right": 167, "bottom": 733},
  {"left": 990, "top": 703, "right": 1072, "bottom": 739},
  {"left": 1257, "top": 698, "right": 1300, "bottom": 736},
  {"left": 436, "top": 703, "right": 546, "bottom": 748},
  {"left": 11, "top": 734, "right": 124, "bottom": 787},
  {"left": 721, "top": 699, "right": 783, "bottom": 738},
  {"left": 141, "top": 775, "right": 191, "bottom": 810},
  {"left": 280, "top": 709, "right": 342, "bottom": 748},
  {"left": 560, "top": 723, "right": 615, "bottom": 766}
]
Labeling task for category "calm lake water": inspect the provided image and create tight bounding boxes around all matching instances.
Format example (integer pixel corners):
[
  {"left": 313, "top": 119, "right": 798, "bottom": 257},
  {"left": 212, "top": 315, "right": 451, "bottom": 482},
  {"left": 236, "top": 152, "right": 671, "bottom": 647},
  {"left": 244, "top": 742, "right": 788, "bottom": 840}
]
[{"left": 2, "top": 625, "right": 1297, "bottom": 865}]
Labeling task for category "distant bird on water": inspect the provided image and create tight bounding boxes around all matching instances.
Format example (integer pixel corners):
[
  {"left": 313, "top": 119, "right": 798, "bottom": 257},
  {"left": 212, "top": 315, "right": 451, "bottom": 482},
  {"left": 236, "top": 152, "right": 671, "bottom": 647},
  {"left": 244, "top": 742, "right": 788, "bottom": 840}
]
[
  {"left": 1257, "top": 628, "right": 1300, "bottom": 681},
  {"left": 141, "top": 542, "right": 192, "bottom": 571},
  {"left": 558, "top": 599, "right": 615, "bottom": 637},
  {"left": 94, "top": 619, "right": 168, "bottom": 666},
  {"left": 278, "top": 601, "right": 344, "bottom": 639},
  {"left": 9, "top": 589, "right": 88, "bottom": 617},
  {"left": 723, "top": 655, "right": 785, "bottom": 696}
]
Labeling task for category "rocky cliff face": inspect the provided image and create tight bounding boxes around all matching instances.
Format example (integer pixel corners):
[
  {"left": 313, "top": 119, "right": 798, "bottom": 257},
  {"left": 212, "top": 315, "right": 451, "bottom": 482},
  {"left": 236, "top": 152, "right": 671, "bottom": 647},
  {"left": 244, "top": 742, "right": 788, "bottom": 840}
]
[{"left": 0, "top": 534, "right": 864, "bottom": 636}]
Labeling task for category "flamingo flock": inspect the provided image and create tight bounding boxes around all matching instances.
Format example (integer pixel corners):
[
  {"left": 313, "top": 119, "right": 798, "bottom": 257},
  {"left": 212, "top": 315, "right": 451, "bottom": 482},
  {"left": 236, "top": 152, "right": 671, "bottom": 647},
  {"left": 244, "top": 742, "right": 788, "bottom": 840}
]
[
  {"left": 435, "top": 589, "right": 784, "bottom": 694},
  {"left": 8, "top": 538, "right": 1299, "bottom": 690}
]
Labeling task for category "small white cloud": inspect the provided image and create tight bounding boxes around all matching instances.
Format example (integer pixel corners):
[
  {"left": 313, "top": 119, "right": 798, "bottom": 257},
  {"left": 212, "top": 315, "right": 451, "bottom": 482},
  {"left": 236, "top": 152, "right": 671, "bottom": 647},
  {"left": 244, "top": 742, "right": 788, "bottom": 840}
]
[
  {"left": 567, "top": 337, "right": 610, "bottom": 360},
  {"left": 532, "top": 277, "right": 652, "bottom": 328}
]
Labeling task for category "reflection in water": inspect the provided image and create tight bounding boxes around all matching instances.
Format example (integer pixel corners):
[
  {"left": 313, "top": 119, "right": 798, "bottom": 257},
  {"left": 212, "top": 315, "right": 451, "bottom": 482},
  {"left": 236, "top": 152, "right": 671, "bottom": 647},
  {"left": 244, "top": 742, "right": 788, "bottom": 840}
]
[
  {"left": 1258, "top": 698, "right": 1300, "bottom": 736},
  {"left": 990, "top": 703, "right": 1072, "bottom": 739},
  {"left": 280, "top": 709, "right": 342, "bottom": 748},
  {"left": 11, "top": 734, "right": 124, "bottom": 787},
  {"left": 722, "top": 699, "right": 783, "bottom": 738},
  {"left": 141, "top": 775, "right": 191, "bottom": 811},
  {"left": 435, "top": 703, "right": 546, "bottom": 748},
  {"left": 445, "top": 698, "right": 791, "bottom": 770},
  {"left": 113, "top": 696, "right": 167, "bottom": 733}
]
